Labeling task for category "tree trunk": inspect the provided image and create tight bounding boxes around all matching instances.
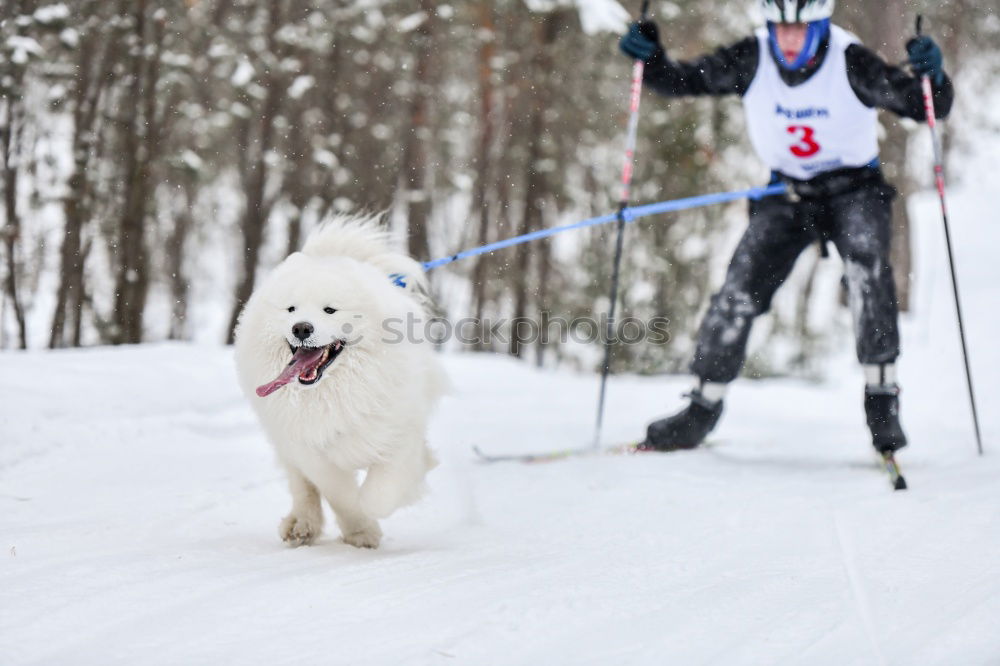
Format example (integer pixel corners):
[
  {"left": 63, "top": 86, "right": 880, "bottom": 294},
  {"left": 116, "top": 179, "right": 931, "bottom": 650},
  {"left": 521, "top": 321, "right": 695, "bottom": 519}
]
[
  {"left": 285, "top": 111, "right": 312, "bottom": 257},
  {"left": 509, "top": 13, "right": 558, "bottom": 358},
  {"left": 225, "top": 1, "right": 285, "bottom": 344},
  {"left": 0, "top": 99, "right": 27, "bottom": 349},
  {"left": 883, "top": 124, "right": 913, "bottom": 313},
  {"left": 399, "top": 0, "right": 435, "bottom": 262},
  {"left": 49, "top": 168, "right": 84, "bottom": 348},
  {"left": 167, "top": 178, "right": 195, "bottom": 340},
  {"left": 111, "top": 0, "right": 159, "bottom": 344},
  {"left": 470, "top": 2, "right": 498, "bottom": 351},
  {"left": 50, "top": 22, "right": 115, "bottom": 348},
  {"left": 533, "top": 229, "right": 553, "bottom": 368}
]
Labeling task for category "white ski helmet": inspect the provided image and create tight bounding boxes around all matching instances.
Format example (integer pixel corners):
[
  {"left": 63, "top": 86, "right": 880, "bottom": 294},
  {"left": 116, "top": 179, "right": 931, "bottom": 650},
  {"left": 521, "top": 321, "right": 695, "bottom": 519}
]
[{"left": 759, "top": 0, "right": 834, "bottom": 23}]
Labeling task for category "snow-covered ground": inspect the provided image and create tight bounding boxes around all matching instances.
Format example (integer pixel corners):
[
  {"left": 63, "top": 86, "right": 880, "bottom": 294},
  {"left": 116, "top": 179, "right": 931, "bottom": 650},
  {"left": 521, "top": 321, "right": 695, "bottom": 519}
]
[{"left": 2, "top": 185, "right": 998, "bottom": 665}]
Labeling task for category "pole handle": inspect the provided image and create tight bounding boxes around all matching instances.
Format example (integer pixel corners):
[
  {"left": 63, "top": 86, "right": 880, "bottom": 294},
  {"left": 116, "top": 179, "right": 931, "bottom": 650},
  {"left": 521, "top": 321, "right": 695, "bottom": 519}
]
[
  {"left": 640, "top": 0, "right": 650, "bottom": 19},
  {"left": 916, "top": 14, "right": 923, "bottom": 36}
]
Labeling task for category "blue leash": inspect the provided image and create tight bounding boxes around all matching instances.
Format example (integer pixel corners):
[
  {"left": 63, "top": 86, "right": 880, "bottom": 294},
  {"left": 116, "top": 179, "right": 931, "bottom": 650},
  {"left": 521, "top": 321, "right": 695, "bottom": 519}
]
[{"left": 421, "top": 183, "right": 787, "bottom": 272}]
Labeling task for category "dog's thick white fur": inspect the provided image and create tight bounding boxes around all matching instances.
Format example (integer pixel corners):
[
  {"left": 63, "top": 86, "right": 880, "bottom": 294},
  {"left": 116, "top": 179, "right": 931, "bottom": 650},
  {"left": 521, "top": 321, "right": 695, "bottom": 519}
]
[{"left": 234, "top": 215, "right": 446, "bottom": 549}]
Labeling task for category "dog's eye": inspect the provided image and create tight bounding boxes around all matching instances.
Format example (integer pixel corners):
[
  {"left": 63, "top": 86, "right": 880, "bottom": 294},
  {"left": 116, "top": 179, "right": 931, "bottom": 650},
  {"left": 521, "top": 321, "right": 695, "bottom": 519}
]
[
  {"left": 287, "top": 306, "right": 296, "bottom": 313},
  {"left": 324, "top": 307, "right": 336, "bottom": 315}
]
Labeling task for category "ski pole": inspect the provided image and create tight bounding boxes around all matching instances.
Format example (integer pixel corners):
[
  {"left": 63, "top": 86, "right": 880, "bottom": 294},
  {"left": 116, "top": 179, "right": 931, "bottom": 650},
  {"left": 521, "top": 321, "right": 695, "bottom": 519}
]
[
  {"left": 915, "top": 16, "right": 984, "bottom": 456},
  {"left": 594, "top": 0, "right": 650, "bottom": 450}
]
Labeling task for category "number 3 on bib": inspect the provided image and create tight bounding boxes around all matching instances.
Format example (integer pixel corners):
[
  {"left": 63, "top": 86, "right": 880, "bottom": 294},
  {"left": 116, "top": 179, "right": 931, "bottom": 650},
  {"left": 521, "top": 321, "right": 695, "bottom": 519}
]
[{"left": 787, "top": 125, "right": 821, "bottom": 158}]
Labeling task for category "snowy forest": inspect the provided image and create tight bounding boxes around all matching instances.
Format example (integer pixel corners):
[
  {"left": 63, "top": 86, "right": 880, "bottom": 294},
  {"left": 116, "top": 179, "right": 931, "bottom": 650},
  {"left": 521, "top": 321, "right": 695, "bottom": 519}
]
[{"left": 1, "top": 0, "right": 997, "bottom": 375}]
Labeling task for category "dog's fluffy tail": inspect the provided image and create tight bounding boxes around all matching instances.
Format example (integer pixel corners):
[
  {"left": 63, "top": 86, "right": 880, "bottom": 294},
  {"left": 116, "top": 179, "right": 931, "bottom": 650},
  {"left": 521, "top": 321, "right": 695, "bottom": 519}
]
[{"left": 301, "top": 213, "right": 429, "bottom": 294}]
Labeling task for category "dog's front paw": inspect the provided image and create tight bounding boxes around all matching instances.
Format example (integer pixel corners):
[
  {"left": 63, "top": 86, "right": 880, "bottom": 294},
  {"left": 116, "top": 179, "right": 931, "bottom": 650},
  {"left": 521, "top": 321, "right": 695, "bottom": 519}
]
[
  {"left": 278, "top": 514, "right": 321, "bottom": 547},
  {"left": 341, "top": 521, "right": 382, "bottom": 549}
]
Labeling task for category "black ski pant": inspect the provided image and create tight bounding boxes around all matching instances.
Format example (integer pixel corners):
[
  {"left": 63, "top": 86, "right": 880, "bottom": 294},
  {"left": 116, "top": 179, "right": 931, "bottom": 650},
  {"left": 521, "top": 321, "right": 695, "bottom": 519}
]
[{"left": 690, "top": 171, "right": 900, "bottom": 384}]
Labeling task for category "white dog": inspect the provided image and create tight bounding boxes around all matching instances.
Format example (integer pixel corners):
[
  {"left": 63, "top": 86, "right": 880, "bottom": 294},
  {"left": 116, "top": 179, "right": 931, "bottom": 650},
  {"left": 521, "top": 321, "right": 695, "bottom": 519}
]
[{"left": 234, "top": 216, "right": 445, "bottom": 549}]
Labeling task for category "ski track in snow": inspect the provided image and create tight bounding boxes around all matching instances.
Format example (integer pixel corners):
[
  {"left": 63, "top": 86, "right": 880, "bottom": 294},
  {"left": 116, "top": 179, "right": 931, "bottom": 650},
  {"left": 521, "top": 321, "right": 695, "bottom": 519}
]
[
  {"left": 832, "top": 512, "right": 886, "bottom": 666},
  {"left": 2, "top": 191, "right": 999, "bottom": 665}
]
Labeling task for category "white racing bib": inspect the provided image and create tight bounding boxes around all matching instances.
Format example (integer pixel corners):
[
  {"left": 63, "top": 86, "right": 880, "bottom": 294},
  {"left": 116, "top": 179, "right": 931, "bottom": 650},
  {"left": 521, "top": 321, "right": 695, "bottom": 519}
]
[{"left": 743, "top": 25, "right": 878, "bottom": 181}]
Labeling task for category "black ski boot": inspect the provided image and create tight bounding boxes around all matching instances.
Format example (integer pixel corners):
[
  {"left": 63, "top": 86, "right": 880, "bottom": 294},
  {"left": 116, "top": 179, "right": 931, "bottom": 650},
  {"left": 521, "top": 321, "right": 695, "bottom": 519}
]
[
  {"left": 641, "top": 391, "right": 723, "bottom": 451},
  {"left": 865, "top": 386, "right": 907, "bottom": 453}
]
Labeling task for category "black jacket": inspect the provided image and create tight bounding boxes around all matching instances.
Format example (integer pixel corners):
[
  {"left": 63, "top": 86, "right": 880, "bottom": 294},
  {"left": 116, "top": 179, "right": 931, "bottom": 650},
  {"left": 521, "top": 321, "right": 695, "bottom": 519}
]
[{"left": 642, "top": 33, "right": 954, "bottom": 121}]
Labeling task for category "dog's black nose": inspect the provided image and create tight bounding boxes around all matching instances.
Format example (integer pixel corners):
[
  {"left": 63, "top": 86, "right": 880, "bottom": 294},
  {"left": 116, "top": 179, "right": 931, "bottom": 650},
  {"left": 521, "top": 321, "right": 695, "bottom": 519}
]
[{"left": 292, "top": 322, "right": 314, "bottom": 341}]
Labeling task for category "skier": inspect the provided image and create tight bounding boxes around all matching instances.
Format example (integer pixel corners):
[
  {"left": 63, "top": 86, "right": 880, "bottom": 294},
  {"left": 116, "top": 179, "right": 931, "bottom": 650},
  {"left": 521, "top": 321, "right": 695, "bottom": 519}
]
[{"left": 619, "top": 0, "right": 953, "bottom": 453}]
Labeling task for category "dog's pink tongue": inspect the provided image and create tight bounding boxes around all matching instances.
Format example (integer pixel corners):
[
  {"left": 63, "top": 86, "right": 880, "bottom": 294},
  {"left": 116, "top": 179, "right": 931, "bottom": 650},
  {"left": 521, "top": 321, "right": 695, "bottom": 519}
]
[{"left": 256, "top": 347, "right": 326, "bottom": 397}]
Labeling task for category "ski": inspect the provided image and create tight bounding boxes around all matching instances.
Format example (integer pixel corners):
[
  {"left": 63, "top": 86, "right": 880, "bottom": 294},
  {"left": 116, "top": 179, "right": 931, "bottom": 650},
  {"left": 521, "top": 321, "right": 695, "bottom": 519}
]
[
  {"left": 473, "top": 443, "right": 641, "bottom": 464},
  {"left": 881, "top": 451, "right": 908, "bottom": 491},
  {"left": 477, "top": 445, "right": 908, "bottom": 493}
]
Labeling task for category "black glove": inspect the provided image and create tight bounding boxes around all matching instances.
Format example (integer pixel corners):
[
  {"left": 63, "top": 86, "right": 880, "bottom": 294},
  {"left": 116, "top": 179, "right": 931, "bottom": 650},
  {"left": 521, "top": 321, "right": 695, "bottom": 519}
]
[
  {"left": 906, "top": 35, "right": 944, "bottom": 85},
  {"left": 619, "top": 20, "right": 662, "bottom": 62}
]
